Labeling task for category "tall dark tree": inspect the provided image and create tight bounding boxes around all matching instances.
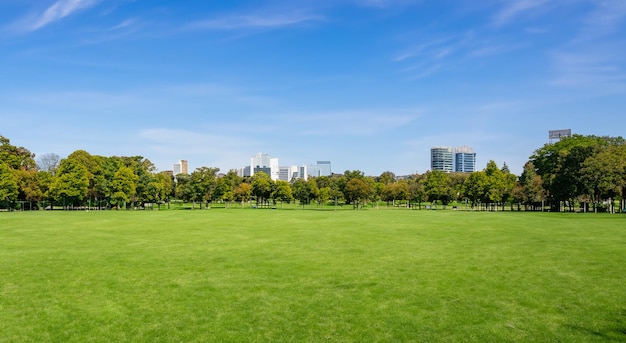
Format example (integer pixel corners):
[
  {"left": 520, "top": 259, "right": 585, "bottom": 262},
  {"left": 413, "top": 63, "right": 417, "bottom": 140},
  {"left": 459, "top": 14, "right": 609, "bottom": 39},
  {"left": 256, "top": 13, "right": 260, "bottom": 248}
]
[{"left": 518, "top": 162, "right": 545, "bottom": 210}]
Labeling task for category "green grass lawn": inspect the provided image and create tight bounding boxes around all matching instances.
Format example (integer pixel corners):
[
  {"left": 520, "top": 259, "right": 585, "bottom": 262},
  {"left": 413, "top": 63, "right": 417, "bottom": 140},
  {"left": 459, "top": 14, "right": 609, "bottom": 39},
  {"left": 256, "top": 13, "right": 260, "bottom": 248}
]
[{"left": 1, "top": 209, "right": 625, "bottom": 342}]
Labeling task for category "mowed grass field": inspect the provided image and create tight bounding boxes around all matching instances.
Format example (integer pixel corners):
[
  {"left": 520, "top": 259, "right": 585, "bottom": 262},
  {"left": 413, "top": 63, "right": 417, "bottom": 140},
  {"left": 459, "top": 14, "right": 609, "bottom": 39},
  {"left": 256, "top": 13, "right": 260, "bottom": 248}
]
[{"left": 1, "top": 209, "right": 625, "bottom": 342}]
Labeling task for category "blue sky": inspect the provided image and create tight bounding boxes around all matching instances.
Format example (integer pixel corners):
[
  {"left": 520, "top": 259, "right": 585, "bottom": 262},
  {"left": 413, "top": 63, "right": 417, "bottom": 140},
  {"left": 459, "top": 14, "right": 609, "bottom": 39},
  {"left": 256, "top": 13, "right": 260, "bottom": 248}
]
[{"left": 1, "top": 0, "right": 625, "bottom": 176}]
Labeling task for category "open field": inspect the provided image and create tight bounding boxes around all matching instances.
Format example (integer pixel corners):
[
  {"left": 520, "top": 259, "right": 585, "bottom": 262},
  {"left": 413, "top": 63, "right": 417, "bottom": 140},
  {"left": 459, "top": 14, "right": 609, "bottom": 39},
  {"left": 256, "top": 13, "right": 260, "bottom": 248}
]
[{"left": 1, "top": 209, "right": 625, "bottom": 342}]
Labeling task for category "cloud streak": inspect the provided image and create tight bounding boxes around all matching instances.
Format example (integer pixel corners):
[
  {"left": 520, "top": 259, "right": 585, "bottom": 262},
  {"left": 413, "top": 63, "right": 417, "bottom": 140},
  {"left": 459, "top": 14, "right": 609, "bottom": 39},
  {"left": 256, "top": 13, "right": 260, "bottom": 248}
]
[
  {"left": 14, "top": 0, "right": 99, "bottom": 32},
  {"left": 493, "top": 0, "right": 548, "bottom": 27},
  {"left": 186, "top": 11, "right": 325, "bottom": 30}
]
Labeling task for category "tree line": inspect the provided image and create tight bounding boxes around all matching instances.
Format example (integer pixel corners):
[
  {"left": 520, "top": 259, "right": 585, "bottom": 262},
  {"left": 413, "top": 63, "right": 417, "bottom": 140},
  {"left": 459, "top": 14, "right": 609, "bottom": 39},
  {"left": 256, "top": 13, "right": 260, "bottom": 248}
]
[{"left": 1, "top": 134, "right": 624, "bottom": 212}]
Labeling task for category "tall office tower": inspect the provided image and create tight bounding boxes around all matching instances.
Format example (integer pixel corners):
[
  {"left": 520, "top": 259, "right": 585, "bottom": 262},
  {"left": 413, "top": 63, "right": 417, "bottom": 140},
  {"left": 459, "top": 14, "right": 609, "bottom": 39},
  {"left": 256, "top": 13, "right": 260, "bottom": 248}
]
[
  {"left": 250, "top": 153, "right": 279, "bottom": 181},
  {"left": 180, "top": 160, "right": 188, "bottom": 175},
  {"left": 299, "top": 165, "right": 308, "bottom": 181},
  {"left": 173, "top": 160, "right": 188, "bottom": 176},
  {"left": 431, "top": 147, "right": 454, "bottom": 172},
  {"left": 454, "top": 146, "right": 476, "bottom": 173}
]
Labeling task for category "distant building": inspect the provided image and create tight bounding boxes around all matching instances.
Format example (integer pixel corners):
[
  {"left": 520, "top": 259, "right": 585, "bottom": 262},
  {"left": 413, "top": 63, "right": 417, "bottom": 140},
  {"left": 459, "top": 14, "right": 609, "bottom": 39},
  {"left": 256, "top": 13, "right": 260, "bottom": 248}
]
[
  {"left": 236, "top": 166, "right": 252, "bottom": 178},
  {"left": 431, "top": 147, "right": 454, "bottom": 172},
  {"left": 431, "top": 146, "right": 476, "bottom": 173},
  {"left": 307, "top": 161, "right": 332, "bottom": 177},
  {"left": 279, "top": 165, "right": 307, "bottom": 181},
  {"left": 454, "top": 146, "right": 476, "bottom": 173},
  {"left": 173, "top": 159, "right": 188, "bottom": 176},
  {"left": 250, "top": 153, "right": 279, "bottom": 181}
]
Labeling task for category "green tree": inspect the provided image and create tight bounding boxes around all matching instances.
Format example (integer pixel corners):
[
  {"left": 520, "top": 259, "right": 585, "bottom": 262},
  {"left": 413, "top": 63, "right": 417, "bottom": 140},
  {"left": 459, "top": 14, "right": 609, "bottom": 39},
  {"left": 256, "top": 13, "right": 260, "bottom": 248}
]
[
  {"left": 518, "top": 162, "right": 545, "bottom": 210},
  {"left": 382, "top": 181, "right": 409, "bottom": 207},
  {"left": 121, "top": 156, "right": 155, "bottom": 205},
  {"left": 0, "top": 163, "right": 18, "bottom": 208},
  {"left": 448, "top": 172, "right": 469, "bottom": 203},
  {"left": 580, "top": 144, "right": 626, "bottom": 212},
  {"left": 272, "top": 180, "right": 293, "bottom": 208},
  {"left": 0, "top": 135, "right": 36, "bottom": 170},
  {"left": 344, "top": 178, "right": 371, "bottom": 209},
  {"left": 482, "top": 160, "right": 513, "bottom": 210},
  {"left": 251, "top": 172, "right": 273, "bottom": 206},
  {"left": 408, "top": 174, "right": 426, "bottom": 208},
  {"left": 189, "top": 167, "right": 220, "bottom": 208},
  {"left": 144, "top": 172, "right": 173, "bottom": 209},
  {"left": 530, "top": 135, "right": 621, "bottom": 211},
  {"left": 318, "top": 186, "right": 332, "bottom": 207},
  {"left": 377, "top": 171, "right": 396, "bottom": 185},
  {"left": 111, "top": 166, "right": 138, "bottom": 209},
  {"left": 175, "top": 173, "right": 195, "bottom": 205},
  {"left": 14, "top": 169, "right": 43, "bottom": 207},
  {"left": 423, "top": 170, "right": 452, "bottom": 207},
  {"left": 49, "top": 158, "right": 90, "bottom": 207},
  {"left": 234, "top": 182, "right": 252, "bottom": 208},
  {"left": 37, "top": 170, "right": 54, "bottom": 205},
  {"left": 291, "top": 178, "right": 318, "bottom": 206},
  {"left": 462, "top": 171, "right": 489, "bottom": 209}
]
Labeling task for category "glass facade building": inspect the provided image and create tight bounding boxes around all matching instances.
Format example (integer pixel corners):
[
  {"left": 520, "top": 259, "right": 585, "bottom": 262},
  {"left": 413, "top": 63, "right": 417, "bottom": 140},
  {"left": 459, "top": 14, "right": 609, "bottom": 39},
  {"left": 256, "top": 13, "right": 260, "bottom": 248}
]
[
  {"left": 431, "top": 146, "right": 476, "bottom": 173},
  {"left": 454, "top": 146, "right": 476, "bottom": 173},
  {"left": 307, "top": 161, "right": 332, "bottom": 177},
  {"left": 431, "top": 147, "right": 454, "bottom": 172}
]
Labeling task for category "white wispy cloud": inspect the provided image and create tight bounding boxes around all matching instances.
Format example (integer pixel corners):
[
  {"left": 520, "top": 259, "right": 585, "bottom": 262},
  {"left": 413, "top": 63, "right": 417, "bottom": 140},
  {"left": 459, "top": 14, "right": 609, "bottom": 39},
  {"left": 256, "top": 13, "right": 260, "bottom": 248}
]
[
  {"left": 186, "top": 11, "right": 325, "bottom": 30},
  {"left": 550, "top": 48, "right": 626, "bottom": 95},
  {"left": 354, "top": 0, "right": 420, "bottom": 8},
  {"left": 108, "top": 18, "right": 136, "bottom": 31},
  {"left": 493, "top": 0, "right": 549, "bottom": 27},
  {"left": 575, "top": 0, "right": 626, "bottom": 42},
  {"left": 549, "top": 1, "right": 626, "bottom": 95},
  {"left": 393, "top": 32, "right": 489, "bottom": 79},
  {"left": 467, "top": 42, "right": 527, "bottom": 58},
  {"left": 13, "top": 0, "right": 100, "bottom": 32}
]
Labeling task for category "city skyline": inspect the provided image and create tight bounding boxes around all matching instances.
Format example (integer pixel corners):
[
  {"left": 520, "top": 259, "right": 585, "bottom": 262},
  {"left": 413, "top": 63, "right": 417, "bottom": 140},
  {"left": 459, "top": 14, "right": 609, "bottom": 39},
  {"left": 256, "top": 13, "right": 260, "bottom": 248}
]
[{"left": 1, "top": 1, "right": 625, "bottom": 176}]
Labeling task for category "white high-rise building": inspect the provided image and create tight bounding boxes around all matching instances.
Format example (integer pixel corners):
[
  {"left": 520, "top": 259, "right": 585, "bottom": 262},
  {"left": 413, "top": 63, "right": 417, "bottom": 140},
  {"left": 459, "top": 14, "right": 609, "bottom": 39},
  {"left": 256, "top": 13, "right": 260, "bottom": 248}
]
[
  {"left": 173, "top": 159, "right": 188, "bottom": 176},
  {"left": 250, "top": 153, "right": 279, "bottom": 181},
  {"left": 279, "top": 165, "right": 308, "bottom": 181}
]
